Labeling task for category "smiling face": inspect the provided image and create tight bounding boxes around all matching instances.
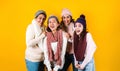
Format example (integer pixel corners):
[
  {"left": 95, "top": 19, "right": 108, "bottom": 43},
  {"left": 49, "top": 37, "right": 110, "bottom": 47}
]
[
  {"left": 35, "top": 14, "right": 46, "bottom": 26},
  {"left": 48, "top": 18, "right": 59, "bottom": 32},
  {"left": 62, "top": 14, "right": 71, "bottom": 26},
  {"left": 74, "top": 22, "right": 84, "bottom": 35}
]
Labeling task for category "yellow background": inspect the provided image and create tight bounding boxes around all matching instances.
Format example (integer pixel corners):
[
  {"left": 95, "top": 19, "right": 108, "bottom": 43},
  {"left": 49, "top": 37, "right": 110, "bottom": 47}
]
[{"left": 0, "top": 0, "right": 120, "bottom": 71}]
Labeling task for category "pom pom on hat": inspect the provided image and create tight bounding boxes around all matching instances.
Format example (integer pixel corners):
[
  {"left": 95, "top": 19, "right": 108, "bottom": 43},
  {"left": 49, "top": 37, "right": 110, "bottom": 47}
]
[{"left": 75, "top": 14, "right": 86, "bottom": 29}]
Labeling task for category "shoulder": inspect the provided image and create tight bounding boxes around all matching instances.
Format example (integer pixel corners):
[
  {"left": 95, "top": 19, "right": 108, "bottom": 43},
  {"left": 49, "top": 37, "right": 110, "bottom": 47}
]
[
  {"left": 86, "top": 32, "right": 95, "bottom": 43},
  {"left": 69, "top": 22, "right": 74, "bottom": 27},
  {"left": 86, "top": 32, "right": 92, "bottom": 38},
  {"left": 26, "top": 24, "right": 33, "bottom": 30},
  {"left": 26, "top": 24, "right": 34, "bottom": 35}
]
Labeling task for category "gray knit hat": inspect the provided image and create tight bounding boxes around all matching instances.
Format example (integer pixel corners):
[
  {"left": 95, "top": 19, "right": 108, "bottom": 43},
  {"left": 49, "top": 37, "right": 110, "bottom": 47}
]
[
  {"left": 47, "top": 15, "right": 59, "bottom": 24},
  {"left": 35, "top": 10, "right": 47, "bottom": 18}
]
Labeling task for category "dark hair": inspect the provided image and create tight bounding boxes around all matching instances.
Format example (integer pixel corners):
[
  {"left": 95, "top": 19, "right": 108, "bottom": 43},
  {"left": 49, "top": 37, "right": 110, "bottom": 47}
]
[
  {"left": 74, "top": 14, "right": 88, "bottom": 39},
  {"left": 46, "top": 16, "right": 61, "bottom": 32},
  {"left": 60, "top": 15, "right": 74, "bottom": 32}
]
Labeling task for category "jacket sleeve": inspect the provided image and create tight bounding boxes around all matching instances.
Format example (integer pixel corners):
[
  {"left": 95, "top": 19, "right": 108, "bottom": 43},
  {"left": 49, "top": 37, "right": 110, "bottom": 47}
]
[
  {"left": 81, "top": 33, "right": 97, "bottom": 68},
  {"left": 43, "top": 38, "right": 52, "bottom": 71},
  {"left": 60, "top": 32, "right": 67, "bottom": 69},
  {"left": 26, "top": 25, "right": 45, "bottom": 47}
]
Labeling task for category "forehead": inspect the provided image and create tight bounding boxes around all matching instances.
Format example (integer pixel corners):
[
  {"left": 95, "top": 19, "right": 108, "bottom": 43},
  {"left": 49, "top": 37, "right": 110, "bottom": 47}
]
[
  {"left": 49, "top": 18, "right": 57, "bottom": 21},
  {"left": 62, "top": 14, "right": 71, "bottom": 17},
  {"left": 75, "top": 22, "right": 82, "bottom": 25},
  {"left": 37, "top": 14, "right": 45, "bottom": 18}
]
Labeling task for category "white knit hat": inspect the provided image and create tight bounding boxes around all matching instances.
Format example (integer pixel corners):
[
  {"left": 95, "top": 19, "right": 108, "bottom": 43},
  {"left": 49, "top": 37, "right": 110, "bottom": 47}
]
[{"left": 61, "top": 8, "right": 72, "bottom": 17}]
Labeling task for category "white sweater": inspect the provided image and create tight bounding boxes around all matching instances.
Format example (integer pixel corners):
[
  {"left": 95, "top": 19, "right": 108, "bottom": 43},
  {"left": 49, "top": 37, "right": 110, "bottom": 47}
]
[
  {"left": 44, "top": 32, "right": 67, "bottom": 71},
  {"left": 25, "top": 19, "right": 45, "bottom": 62},
  {"left": 74, "top": 33, "right": 97, "bottom": 68}
]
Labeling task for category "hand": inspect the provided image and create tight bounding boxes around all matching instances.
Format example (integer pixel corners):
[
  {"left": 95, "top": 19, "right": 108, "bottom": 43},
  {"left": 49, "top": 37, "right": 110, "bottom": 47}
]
[
  {"left": 41, "top": 32, "right": 46, "bottom": 37},
  {"left": 75, "top": 64, "right": 80, "bottom": 69},
  {"left": 42, "top": 31, "right": 46, "bottom": 35},
  {"left": 78, "top": 64, "right": 84, "bottom": 70},
  {"left": 50, "top": 70, "right": 54, "bottom": 71},
  {"left": 65, "top": 33, "right": 71, "bottom": 39}
]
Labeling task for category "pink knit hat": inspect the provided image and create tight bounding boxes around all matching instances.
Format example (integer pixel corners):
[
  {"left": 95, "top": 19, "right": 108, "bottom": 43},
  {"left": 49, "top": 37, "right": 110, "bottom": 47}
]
[{"left": 61, "top": 8, "right": 72, "bottom": 17}]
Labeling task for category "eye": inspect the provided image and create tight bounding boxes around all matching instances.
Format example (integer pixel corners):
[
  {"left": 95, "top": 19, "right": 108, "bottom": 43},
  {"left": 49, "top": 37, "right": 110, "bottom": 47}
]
[
  {"left": 63, "top": 17, "right": 66, "bottom": 19},
  {"left": 67, "top": 16, "right": 70, "bottom": 18},
  {"left": 39, "top": 17, "right": 45, "bottom": 21},
  {"left": 75, "top": 24, "right": 77, "bottom": 27},
  {"left": 39, "top": 17, "right": 42, "bottom": 19},
  {"left": 78, "top": 24, "right": 81, "bottom": 27},
  {"left": 49, "top": 21, "right": 52, "bottom": 24}
]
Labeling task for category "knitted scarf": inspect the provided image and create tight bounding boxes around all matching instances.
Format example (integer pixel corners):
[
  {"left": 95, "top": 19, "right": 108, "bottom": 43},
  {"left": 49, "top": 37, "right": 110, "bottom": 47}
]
[
  {"left": 47, "top": 29, "right": 63, "bottom": 65},
  {"left": 74, "top": 32, "right": 87, "bottom": 61}
]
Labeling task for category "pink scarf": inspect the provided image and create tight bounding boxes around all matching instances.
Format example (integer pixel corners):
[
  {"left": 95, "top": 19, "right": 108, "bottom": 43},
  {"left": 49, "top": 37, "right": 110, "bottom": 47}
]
[{"left": 47, "top": 29, "right": 63, "bottom": 65}]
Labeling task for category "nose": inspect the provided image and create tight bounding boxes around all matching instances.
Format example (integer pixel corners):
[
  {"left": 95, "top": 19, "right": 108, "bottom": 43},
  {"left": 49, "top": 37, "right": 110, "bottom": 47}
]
[
  {"left": 64, "top": 18, "right": 68, "bottom": 21},
  {"left": 40, "top": 18, "right": 44, "bottom": 22},
  {"left": 50, "top": 22, "right": 54, "bottom": 25}
]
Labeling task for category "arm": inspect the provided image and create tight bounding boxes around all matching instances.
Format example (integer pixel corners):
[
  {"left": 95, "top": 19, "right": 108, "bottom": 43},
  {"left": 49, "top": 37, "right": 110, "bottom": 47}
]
[
  {"left": 43, "top": 38, "right": 52, "bottom": 71},
  {"left": 26, "top": 25, "right": 45, "bottom": 47},
  {"left": 80, "top": 33, "right": 96, "bottom": 69},
  {"left": 60, "top": 33, "right": 67, "bottom": 68}
]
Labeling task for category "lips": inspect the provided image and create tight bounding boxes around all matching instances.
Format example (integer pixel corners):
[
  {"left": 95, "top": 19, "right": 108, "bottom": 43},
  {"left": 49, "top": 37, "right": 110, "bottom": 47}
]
[
  {"left": 76, "top": 30, "right": 80, "bottom": 33},
  {"left": 50, "top": 25, "right": 55, "bottom": 28}
]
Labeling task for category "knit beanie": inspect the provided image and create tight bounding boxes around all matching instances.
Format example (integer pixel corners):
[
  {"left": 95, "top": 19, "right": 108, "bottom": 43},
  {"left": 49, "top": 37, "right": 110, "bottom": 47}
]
[
  {"left": 47, "top": 15, "right": 59, "bottom": 24},
  {"left": 75, "top": 14, "right": 86, "bottom": 29},
  {"left": 61, "top": 8, "right": 72, "bottom": 17},
  {"left": 35, "top": 10, "right": 47, "bottom": 18}
]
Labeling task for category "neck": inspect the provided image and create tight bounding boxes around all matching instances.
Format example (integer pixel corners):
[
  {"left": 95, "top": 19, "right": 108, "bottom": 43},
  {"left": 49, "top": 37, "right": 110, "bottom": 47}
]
[{"left": 52, "top": 30, "right": 57, "bottom": 34}]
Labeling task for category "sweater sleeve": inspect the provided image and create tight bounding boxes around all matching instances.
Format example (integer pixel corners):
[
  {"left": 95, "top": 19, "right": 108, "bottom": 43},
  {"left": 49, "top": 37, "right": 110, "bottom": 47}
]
[
  {"left": 81, "top": 33, "right": 96, "bottom": 68},
  {"left": 26, "top": 25, "right": 45, "bottom": 47},
  {"left": 60, "top": 32, "right": 67, "bottom": 69},
  {"left": 43, "top": 38, "right": 52, "bottom": 71}
]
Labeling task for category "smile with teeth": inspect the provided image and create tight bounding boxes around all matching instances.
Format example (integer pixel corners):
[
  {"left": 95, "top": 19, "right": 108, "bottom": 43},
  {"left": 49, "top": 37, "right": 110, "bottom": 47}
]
[{"left": 50, "top": 25, "right": 55, "bottom": 28}]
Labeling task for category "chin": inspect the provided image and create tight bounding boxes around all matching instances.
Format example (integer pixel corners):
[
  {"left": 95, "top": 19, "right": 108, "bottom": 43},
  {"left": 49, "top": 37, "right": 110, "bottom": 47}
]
[
  {"left": 50, "top": 29, "right": 55, "bottom": 31},
  {"left": 75, "top": 32, "right": 80, "bottom": 35}
]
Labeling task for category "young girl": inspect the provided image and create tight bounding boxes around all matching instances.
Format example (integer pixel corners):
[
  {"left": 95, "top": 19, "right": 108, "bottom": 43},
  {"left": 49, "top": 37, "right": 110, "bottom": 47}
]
[
  {"left": 73, "top": 14, "right": 96, "bottom": 71},
  {"left": 60, "top": 8, "right": 77, "bottom": 71},
  {"left": 43, "top": 15, "right": 67, "bottom": 71},
  {"left": 25, "top": 10, "right": 47, "bottom": 71}
]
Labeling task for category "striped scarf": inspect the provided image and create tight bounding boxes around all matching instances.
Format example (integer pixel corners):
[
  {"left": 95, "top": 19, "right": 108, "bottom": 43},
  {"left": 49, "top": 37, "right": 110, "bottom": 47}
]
[{"left": 47, "top": 29, "right": 63, "bottom": 65}]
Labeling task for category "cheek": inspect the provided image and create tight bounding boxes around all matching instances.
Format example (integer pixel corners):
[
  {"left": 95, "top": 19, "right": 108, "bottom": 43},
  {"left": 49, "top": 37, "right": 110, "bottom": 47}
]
[
  {"left": 63, "top": 19, "right": 70, "bottom": 23},
  {"left": 54, "top": 24, "right": 58, "bottom": 29},
  {"left": 48, "top": 24, "right": 51, "bottom": 27},
  {"left": 80, "top": 27, "right": 84, "bottom": 31},
  {"left": 36, "top": 19, "right": 41, "bottom": 23},
  {"left": 63, "top": 19, "right": 67, "bottom": 23},
  {"left": 75, "top": 27, "right": 82, "bottom": 34}
]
